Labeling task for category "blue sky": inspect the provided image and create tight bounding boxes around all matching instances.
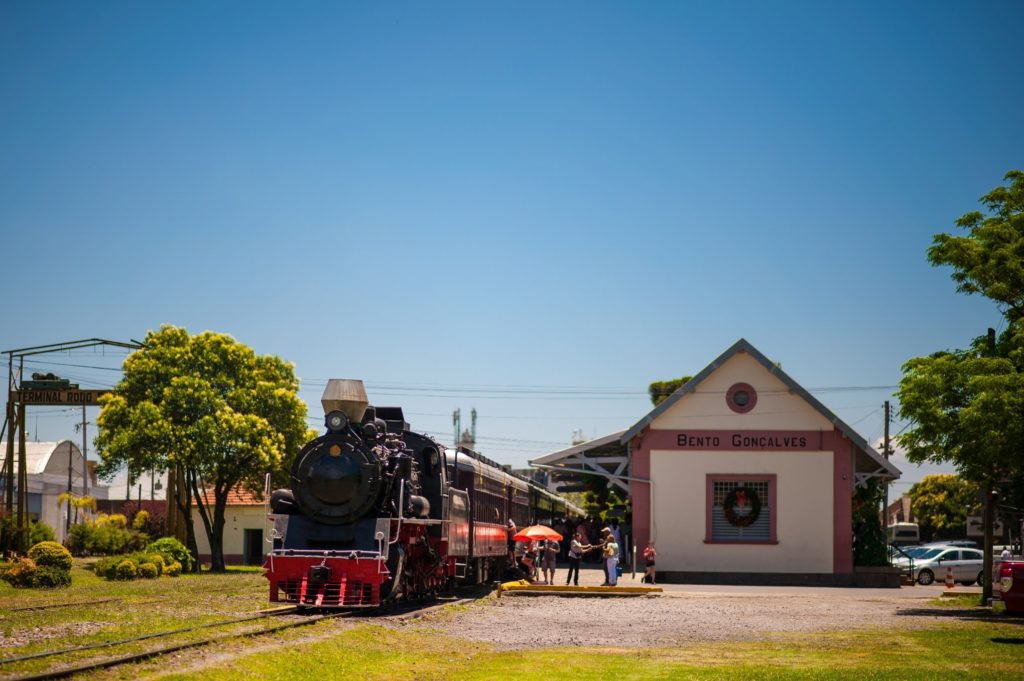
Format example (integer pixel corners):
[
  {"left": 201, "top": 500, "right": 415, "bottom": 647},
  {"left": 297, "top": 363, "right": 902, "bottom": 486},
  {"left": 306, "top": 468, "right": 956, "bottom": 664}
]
[{"left": 2, "top": 1, "right": 1022, "bottom": 496}]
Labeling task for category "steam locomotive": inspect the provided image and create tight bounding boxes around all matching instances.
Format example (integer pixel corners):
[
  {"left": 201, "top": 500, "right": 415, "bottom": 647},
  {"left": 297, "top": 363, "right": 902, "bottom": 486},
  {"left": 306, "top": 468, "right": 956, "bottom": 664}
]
[{"left": 264, "top": 379, "right": 580, "bottom": 608}]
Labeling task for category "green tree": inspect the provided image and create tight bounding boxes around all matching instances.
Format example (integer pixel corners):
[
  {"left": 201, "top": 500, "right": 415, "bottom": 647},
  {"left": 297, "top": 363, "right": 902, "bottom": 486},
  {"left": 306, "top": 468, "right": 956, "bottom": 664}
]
[
  {"left": 898, "top": 170, "right": 1024, "bottom": 598},
  {"left": 852, "top": 479, "right": 887, "bottom": 566},
  {"left": 647, "top": 376, "right": 691, "bottom": 407},
  {"left": 928, "top": 170, "right": 1024, "bottom": 323},
  {"left": 898, "top": 171, "right": 1024, "bottom": 485},
  {"left": 96, "top": 326, "right": 313, "bottom": 572},
  {"left": 907, "top": 474, "right": 980, "bottom": 543}
]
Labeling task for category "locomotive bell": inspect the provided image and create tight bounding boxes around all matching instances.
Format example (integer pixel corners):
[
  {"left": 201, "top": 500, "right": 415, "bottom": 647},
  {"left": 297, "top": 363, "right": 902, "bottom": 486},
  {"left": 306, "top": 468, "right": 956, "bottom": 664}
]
[{"left": 321, "top": 379, "right": 369, "bottom": 423}]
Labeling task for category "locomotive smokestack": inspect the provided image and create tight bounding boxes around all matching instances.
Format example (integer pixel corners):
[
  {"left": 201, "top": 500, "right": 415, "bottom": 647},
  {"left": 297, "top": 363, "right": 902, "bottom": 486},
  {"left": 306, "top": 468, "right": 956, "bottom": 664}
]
[{"left": 321, "top": 379, "right": 369, "bottom": 422}]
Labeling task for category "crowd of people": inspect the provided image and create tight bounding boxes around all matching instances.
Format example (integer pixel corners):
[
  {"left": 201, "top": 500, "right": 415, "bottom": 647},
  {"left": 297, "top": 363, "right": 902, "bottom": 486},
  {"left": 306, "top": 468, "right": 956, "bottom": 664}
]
[{"left": 507, "top": 516, "right": 650, "bottom": 587}]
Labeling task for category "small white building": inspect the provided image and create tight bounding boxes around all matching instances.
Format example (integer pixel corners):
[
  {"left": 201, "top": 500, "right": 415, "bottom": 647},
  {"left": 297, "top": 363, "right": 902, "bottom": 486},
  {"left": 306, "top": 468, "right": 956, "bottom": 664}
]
[
  {"left": 191, "top": 488, "right": 268, "bottom": 566},
  {"left": 14, "top": 441, "right": 106, "bottom": 544}
]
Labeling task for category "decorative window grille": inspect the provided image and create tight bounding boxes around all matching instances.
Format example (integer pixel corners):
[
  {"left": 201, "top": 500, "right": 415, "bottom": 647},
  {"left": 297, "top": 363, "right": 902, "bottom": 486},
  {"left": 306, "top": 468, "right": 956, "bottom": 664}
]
[{"left": 711, "top": 479, "right": 772, "bottom": 541}]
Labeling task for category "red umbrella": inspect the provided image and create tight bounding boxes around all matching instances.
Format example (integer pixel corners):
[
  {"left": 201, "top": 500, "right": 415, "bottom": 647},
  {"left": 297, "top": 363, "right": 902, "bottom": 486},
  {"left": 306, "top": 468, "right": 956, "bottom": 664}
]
[{"left": 513, "top": 524, "right": 563, "bottom": 542}]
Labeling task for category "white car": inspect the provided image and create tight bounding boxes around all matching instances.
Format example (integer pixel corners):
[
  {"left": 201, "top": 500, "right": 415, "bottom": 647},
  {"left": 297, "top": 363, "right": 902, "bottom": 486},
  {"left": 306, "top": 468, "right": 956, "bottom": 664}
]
[{"left": 892, "top": 546, "right": 985, "bottom": 585}]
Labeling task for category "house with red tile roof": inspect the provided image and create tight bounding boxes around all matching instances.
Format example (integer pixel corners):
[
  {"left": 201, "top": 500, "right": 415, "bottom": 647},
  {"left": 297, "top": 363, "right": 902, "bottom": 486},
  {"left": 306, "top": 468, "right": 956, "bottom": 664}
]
[{"left": 191, "top": 486, "right": 267, "bottom": 566}]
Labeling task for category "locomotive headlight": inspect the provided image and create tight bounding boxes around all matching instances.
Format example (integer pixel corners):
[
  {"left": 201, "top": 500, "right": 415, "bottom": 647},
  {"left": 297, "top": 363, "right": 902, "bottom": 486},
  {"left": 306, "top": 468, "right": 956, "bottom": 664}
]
[{"left": 325, "top": 410, "right": 348, "bottom": 432}]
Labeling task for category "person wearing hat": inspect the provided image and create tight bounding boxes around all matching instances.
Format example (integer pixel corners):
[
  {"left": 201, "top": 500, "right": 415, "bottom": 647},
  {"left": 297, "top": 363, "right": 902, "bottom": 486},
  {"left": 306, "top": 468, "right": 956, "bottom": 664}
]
[{"left": 601, "top": 527, "right": 619, "bottom": 586}]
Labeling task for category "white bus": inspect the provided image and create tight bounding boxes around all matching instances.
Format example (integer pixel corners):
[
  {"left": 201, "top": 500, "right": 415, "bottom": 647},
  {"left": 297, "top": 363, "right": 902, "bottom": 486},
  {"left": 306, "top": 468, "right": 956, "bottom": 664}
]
[{"left": 887, "top": 522, "right": 920, "bottom": 546}]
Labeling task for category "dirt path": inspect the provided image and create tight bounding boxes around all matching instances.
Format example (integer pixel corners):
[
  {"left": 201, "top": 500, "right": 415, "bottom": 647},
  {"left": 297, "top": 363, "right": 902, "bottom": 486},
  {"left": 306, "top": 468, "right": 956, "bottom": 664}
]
[{"left": 398, "top": 589, "right": 957, "bottom": 649}]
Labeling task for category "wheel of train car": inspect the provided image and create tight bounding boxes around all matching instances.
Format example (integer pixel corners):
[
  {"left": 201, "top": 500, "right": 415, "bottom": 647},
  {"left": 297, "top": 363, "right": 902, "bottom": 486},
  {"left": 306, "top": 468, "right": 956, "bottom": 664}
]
[{"left": 382, "top": 546, "right": 407, "bottom": 603}]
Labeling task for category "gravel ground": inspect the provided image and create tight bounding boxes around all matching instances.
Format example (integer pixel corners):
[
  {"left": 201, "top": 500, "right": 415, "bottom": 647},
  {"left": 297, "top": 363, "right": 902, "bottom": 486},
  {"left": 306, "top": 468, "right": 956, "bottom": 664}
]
[
  {"left": 402, "top": 588, "right": 952, "bottom": 650},
  {"left": 0, "top": 621, "right": 109, "bottom": 649}
]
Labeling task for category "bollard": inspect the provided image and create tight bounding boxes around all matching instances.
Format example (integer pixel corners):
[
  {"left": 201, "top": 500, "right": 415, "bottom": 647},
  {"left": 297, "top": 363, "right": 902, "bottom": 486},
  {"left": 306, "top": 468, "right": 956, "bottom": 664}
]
[{"left": 945, "top": 566, "right": 955, "bottom": 589}]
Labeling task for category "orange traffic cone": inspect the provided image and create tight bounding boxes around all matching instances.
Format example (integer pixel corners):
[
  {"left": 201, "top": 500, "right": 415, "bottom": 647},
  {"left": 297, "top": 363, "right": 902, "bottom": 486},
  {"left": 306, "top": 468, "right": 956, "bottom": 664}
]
[{"left": 944, "top": 566, "right": 954, "bottom": 589}]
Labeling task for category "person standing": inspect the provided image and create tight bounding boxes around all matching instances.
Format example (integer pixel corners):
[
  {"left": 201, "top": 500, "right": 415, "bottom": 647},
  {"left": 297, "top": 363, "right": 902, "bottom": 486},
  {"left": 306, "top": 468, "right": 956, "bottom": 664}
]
[
  {"left": 603, "top": 529, "right": 620, "bottom": 586},
  {"left": 540, "top": 537, "right": 560, "bottom": 585},
  {"left": 643, "top": 541, "right": 657, "bottom": 585},
  {"left": 566, "top": 529, "right": 589, "bottom": 586}
]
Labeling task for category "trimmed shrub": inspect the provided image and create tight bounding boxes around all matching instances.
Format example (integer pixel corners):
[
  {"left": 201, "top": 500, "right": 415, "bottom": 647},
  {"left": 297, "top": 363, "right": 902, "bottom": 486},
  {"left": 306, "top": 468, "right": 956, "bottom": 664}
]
[
  {"left": 30, "top": 521, "right": 56, "bottom": 545},
  {"left": 114, "top": 559, "right": 138, "bottom": 581},
  {"left": 93, "top": 555, "right": 122, "bottom": 579},
  {"left": 145, "top": 537, "right": 194, "bottom": 573},
  {"left": 24, "top": 541, "right": 73, "bottom": 589},
  {"left": 138, "top": 562, "right": 159, "bottom": 579},
  {"left": 147, "top": 554, "right": 165, "bottom": 576},
  {"left": 29, "top": 541, "right": 73, "bottom": 571},
  {"left": 67, "top": 517, "right": 141, "bottom": 556},
  {"left": 34, "top": 565, "right": 72, "bottom": 588},
  {"left": 164, "top": 560, "right": 182, "bottom": 577},
  {"left": 2, "top": 558, "right": 38, "bottom": 588},
  {"left": 132, "top": 510, "right": 150, "bottom": 532},
  {"left": 100, "top": 514, "right": 129, "bottom": 529}
]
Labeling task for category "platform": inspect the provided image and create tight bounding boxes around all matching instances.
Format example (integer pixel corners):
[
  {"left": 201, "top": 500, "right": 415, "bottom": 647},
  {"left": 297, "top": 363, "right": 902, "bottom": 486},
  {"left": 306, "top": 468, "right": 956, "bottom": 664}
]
[{"left": 496, "top": 579, "right": 663, "bottom": 597}]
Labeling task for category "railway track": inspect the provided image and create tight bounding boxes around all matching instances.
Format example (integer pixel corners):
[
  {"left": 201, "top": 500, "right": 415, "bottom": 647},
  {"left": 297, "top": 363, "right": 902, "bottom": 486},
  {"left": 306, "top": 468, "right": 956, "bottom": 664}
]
[
  {"left": 1, "top": 599, "right": 123, "bottom": 614},
  {"left": 2, "top": 597, "right": 473, "bottom": 681}
]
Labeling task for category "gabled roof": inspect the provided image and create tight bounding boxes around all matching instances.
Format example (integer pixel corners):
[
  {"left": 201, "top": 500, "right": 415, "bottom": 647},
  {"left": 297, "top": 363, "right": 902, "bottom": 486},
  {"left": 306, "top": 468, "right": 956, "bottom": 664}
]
[{"left": 621, "top": 338, "right": 900, "bottom": 478}]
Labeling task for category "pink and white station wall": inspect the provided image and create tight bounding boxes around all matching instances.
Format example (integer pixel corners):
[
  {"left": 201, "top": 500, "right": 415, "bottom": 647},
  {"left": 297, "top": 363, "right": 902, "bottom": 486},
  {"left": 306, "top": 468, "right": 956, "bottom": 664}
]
[{"left": 621, "top": 339, "right": 899, "bottom": 586}]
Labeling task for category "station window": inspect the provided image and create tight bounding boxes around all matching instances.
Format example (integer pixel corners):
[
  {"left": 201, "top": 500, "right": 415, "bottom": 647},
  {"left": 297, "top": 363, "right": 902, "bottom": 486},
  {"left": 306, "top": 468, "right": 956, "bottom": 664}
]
[
  {"left": 726, "top": 383, "right": 757, "bottom": 414},
  {"left": 705, "top": 475, "right": 777, "bottom": 544}
]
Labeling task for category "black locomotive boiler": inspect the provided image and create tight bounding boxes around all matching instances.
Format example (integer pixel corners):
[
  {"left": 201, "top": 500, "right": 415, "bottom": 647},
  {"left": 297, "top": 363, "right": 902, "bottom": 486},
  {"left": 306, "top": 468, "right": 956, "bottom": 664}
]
[{"left": 264, "top": 379, "right": 580, "bottom": 607}]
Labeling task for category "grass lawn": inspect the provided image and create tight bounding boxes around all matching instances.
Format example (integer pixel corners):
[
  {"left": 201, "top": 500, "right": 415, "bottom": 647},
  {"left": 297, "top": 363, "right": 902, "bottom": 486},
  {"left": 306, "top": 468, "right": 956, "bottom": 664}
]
[
  {"left": 152, "top": 620, "right": 1024, "bottom": 681},
  {"left": 0, "top": 561, "right": 269, "bottom": 675},
  {"left": 3, "top": 568, "right": 1023, "bottom": 680}
]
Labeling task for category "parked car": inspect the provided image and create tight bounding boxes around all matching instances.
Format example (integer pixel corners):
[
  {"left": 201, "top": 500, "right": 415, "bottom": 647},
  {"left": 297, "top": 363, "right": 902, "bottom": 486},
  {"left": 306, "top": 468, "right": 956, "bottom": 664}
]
[
  {"left": 920, "top": 539, "right": 978, "bottom": 549},
  {"left": 891, "top": 546, "right": 985, "bottom": 585},
  {"left": 996, "top": 558, "right": 1024, "bottom": 614}
]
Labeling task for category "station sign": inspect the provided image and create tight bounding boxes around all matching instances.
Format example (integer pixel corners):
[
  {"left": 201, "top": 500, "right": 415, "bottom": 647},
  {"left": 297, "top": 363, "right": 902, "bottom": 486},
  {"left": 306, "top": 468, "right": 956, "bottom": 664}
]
[
  {"left": 966, "top": 515, "right": 1004, "bottom": 537},
  {"left": 12, "top": 388, "right": 110, "bottom": 406}
]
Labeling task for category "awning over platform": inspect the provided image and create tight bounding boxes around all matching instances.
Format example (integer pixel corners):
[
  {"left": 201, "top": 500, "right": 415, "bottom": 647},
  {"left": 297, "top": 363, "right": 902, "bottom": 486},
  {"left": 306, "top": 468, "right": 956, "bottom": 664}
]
[{"left": 529, "top": 430, "right": 631, "bottom": 493}]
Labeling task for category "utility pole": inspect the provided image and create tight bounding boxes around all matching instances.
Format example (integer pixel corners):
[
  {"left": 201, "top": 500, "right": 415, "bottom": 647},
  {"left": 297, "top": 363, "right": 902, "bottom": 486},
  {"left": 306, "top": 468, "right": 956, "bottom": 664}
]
[
  {"left": 81, "top": 406, "right": 88, "bottom": 496},
  {"left": 66, "top": 442, "right": 73, "bottom": 534},
  {"left": 452, "top": 409, "right": 461, "bottom": 448},
  {"left": 882, "top": 401, "right": 891, "bottom": 529},
  {"left": 982, "top": 328, "right": 997, "bottom": 603},
  {"left": 983, "top": 484, "right": 996, "bottom": 603}
]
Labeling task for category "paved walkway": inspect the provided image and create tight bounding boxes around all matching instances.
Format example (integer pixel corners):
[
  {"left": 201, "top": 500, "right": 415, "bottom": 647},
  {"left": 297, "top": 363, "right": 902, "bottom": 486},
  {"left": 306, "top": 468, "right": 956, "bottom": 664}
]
[{"left": 545, "top": 564, "right": 977, "bottom": 600}]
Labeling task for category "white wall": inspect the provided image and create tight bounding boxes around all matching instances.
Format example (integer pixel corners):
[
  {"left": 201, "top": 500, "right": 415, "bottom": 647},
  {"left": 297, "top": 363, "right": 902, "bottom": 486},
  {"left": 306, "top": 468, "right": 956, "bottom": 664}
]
[
  {"left": 193, "top": 506, "right": 267, "bottom": 561},
  {"left": 654, "top": 351, "right": 833, "bottom": 432},
  {"left": 650, "top": 449, "right": 835, "bottom": 573}
]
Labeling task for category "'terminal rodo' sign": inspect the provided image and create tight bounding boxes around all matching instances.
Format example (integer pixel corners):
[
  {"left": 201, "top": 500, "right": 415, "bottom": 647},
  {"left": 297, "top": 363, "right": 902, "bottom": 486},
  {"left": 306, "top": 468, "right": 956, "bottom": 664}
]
[{"left": 13, "top": 389, "right": 110, "bottom": 406}]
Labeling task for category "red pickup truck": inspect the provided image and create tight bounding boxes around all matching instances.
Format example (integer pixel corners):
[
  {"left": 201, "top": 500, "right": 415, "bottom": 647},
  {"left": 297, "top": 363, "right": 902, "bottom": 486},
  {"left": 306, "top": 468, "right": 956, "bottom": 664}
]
[{"left": 996, "top": 560, "right": 1024, "bottom": 615}]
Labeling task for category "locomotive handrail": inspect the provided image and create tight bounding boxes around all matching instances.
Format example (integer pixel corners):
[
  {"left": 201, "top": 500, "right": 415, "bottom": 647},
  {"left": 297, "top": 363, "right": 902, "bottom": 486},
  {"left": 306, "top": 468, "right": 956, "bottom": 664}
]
[
  {"left": 389, "top": 479, "right": 405, "bottom": 545},
  {"left": 269, "top": 549, "right": 383, "bottom": 559}
]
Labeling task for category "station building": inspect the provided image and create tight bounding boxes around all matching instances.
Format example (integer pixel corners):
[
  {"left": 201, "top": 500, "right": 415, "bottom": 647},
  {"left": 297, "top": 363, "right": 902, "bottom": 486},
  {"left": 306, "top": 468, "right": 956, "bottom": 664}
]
[{"left": 531, "top": 339, "right": 900, "bottom": 586}]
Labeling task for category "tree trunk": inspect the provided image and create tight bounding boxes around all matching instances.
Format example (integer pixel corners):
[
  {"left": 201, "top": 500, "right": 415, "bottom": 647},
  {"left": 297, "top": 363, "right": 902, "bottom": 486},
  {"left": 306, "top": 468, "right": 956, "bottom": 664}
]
[
  {"left": 210, "top": 496, "right": 227, "bottom": 573},
  {"left": 176, "top": 467, "right": 200, "bottom": 573},
  {"left": 190, "top": 475, "right": 232, "bottom": 573}
]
